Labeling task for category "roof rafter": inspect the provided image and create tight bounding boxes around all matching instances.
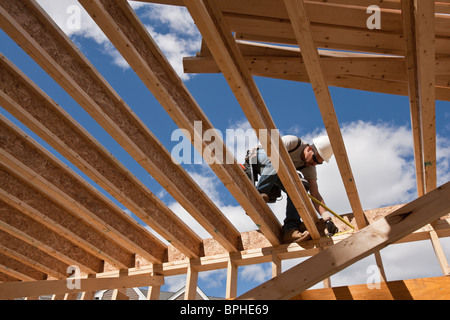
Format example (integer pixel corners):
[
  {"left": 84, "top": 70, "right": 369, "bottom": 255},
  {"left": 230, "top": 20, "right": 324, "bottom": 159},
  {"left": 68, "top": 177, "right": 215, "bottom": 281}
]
[
  {"left": 77, "top": 0, "right": 281, "bottom": 246},
  {"left": 0, "top": 53, "right": 203, "bottom": 259}
]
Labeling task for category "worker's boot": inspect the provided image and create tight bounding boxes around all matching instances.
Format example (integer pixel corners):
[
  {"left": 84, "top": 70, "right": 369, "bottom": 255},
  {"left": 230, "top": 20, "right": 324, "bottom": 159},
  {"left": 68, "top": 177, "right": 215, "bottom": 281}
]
[{"left": 281, "top": 229, "right": 311, "bottom": 243}]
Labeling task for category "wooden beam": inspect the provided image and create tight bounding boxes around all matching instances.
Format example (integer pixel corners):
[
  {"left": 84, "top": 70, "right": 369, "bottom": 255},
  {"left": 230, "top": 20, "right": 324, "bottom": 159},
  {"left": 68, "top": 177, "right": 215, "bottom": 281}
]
[
  {"left": 0, "top": 0, "right": 243, "bottom": 253},
  {"left": 402, "top": 0, "right": 437, "bottom": 194},
  {"left": 0, "top": 273, "right": 164, "bottom": 300},
  {"left": 236, "top": 181, "right": 450, "bottom": 300},
  {"left": 0, "top": 53, "right": 203, "bottom": 259},
  {"left": 232, "top": 16, "right": 450, "bottom": 57},
  {"left": 185, "top": 0, "right": 321, "bottom": 239},
  {"left": 292, "top": 276, "right": 450, "bottom": 300},
  {"left": 284, "top": 0, "right": 367, "bottom": 229},
  {"left": 0, "top": 115, "right": 167, "bottom": 264}
]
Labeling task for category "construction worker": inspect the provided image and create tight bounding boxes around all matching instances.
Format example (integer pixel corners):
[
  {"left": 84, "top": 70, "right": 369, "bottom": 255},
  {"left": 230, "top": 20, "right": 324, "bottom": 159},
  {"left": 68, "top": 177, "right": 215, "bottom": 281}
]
[{"left": 250, "top": 135, "right": 339, "bottom": 243}]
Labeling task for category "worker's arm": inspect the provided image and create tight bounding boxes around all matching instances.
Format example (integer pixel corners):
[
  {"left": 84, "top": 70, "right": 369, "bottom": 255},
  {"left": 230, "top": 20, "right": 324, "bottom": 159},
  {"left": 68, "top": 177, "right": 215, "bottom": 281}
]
[{"left": 307, "top": 179, "right": 332, "bottom": 220}]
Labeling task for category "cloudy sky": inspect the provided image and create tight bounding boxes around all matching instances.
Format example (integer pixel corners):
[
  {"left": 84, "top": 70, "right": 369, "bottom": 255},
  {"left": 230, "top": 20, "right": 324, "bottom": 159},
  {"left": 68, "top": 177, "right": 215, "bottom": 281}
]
[{"left": 0, "top": 0, "right": 449, "bottom": 298}]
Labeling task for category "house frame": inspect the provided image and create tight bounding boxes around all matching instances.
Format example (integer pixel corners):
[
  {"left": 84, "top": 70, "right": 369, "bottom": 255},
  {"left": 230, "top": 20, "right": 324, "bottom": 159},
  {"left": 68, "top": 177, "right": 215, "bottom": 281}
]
[{"left": 0, "top": 0, "right": 449, "bottom": 300}]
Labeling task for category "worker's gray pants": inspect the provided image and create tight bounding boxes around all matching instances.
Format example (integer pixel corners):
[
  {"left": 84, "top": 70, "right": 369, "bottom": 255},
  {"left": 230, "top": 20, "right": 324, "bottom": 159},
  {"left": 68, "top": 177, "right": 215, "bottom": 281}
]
[{"left": 255, "top": 150, "right": 302, "bottom": 232}]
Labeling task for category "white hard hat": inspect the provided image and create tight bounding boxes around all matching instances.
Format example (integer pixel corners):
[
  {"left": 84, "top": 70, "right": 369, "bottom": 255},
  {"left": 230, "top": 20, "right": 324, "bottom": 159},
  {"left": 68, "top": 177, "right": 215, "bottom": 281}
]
[{"left": 312, "top": 136, "right": 333, "bottom": 163}]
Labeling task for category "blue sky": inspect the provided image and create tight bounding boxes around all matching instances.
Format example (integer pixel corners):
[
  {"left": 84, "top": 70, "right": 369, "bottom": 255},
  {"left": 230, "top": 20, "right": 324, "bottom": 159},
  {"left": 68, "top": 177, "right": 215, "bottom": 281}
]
[{"left": 1, "top": 1, "right": 449, "bottom": 298}]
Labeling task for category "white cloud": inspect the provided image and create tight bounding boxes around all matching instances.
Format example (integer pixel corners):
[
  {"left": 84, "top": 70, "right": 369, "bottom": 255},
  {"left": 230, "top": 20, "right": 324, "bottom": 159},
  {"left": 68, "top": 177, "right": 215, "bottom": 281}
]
[
  {"left": 37, "top": 0, "right": 200, "bottom": 79},
  {"left": 240, "top": 264, "right": 272, "bottom": 284},
  {"left": 198, "top": 269, "right": 227, "bottom": 289},
  {"left": 163, "top": 274, "right": 186, "bottom": 292},
  {"left": 307, "top": 121, "right": 418, "bottom": 214},
  {"left": 136, "top": 3, "right": 201, "bottom": 81}
]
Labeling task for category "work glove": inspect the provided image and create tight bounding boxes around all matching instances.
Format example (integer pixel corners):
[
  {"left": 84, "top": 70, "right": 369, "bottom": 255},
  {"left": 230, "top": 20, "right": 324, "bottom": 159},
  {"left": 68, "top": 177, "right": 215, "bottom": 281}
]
[{"left": 325, "top": 219, "right": 339, "bottom": 237}]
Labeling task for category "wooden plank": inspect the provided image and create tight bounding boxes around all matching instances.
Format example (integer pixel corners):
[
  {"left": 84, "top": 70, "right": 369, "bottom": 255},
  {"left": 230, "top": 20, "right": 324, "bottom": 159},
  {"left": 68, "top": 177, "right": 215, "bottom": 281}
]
[
  {"left": 0, "top": 115, "right": 167, "bottom": 264},
  {"left": 0, "top": 273, "right": 164, "bottom": 300},
  {"left": 284, "top": 0, "right": 367, "bottom": 229},
  {"left": 78, "top": 0, "right": 281, "bottom": 247},
  {"left": 414, "top": 0, "right": 437, "bottom": 193},
  {"left": 0, "top": 53, "right": 202, "bottom": 259},
  {"left": 236, "top": 181, "right": 450, "bottom": 300},
  {"left": 146, "top": 272, "right": 162, "bottom": 300},
  {"left": 0, "top": 0, "right": 243, "bottom": 253},
  {"left": 292, "top": 276, "right": 450, "bottom": 300},
  {"left": 185, "top": 0, "right": 321, "bottom": 239},
  {"left": 402, "top": 0, "right": 426, "bottom": 197},
  {"left": 184, "top": 56, "right": 407, "bottom": 77},
  {"left": 87, "top": 216, "right": 450, "bottom": 278}
]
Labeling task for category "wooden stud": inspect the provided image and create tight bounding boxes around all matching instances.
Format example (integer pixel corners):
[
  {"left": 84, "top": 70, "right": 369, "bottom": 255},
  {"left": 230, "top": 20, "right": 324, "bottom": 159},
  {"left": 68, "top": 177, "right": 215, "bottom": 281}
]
[
  {"left": 226, "top": 256, "right": 238, "bottom": 299},
  {"left": 184, "top": 263, "right": 199, "bottom": 300}
]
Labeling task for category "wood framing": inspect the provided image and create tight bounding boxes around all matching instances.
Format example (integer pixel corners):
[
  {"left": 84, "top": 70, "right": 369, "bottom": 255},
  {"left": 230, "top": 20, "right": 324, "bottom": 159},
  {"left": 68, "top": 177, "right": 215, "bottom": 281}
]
[
  {"left": 77, "top": 0, "right": 281, "bottom": 246},
  {"left": 0, "top": 0, "right": 448, "bottom": 300},
  {"left": 0, "top": 52, "right": 203, "bottom": 259},
  {"left": 237, "top": 181, "right": 450, "bottom": 300},
  {"left": 0, "top": 0, "right": 240, "bottom": 253}
]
